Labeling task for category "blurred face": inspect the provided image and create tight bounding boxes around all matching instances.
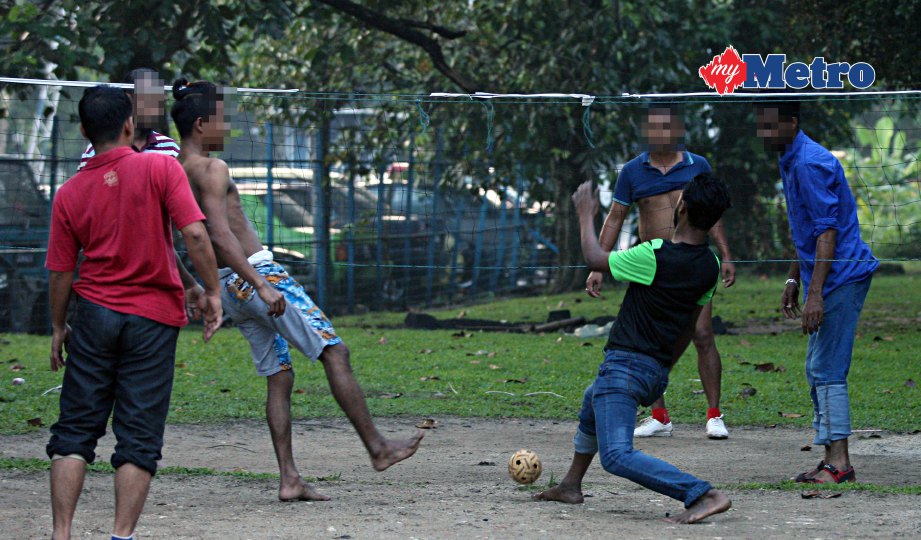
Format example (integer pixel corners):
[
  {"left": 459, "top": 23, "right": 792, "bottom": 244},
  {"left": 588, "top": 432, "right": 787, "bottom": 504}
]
[
  {"left": 756, "top": 107, "right": 798, "bottom": 152},
  {"left": 133, "top": 72, "right": 165, "bottom": 131},
  {"left": 201, "top": 99, "right": 230, "bottom": 151},
  {"left": 642, "top": 108, "right": 685, "bottom": 152}
]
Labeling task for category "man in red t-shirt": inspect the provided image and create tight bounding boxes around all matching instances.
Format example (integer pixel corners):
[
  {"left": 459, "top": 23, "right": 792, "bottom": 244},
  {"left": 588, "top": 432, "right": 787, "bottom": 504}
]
[{"left": 44, "top": 85, "right": 222, "bottom": 540}]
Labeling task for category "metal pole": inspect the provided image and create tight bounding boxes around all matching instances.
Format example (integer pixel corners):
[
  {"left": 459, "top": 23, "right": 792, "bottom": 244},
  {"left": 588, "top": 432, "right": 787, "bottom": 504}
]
[
  {"left": 492, "top": 185, "right": 507, "bottom": 292},
  {"left": 313, "top": 127, "right": 326, "bottom": 309},
  {"left": 509, "top": 165, "right": 523, "bottom": 289},
  {"left": 265, "top": 123, "right": 274, "bottom": 251},
  {"left": 470, "top": 195, "right": 488, "bottom": 295},
  {"left": 376, "top": 162, "right": 386, "bottom": 310},
  {"left": 448, "top": 195, "right": 464, "bottom": 296},
  {"left": 403, "top": 130, "right": 415, "bottom": 306},
  {"left": 49, "top": 116, "right": 59, "bottom": 202},
  {"left": 425, "top": 128, "right": 443, "bottom": 305},
  {"left": 347, "top": 166, "right": 355, "bottom": 313}
]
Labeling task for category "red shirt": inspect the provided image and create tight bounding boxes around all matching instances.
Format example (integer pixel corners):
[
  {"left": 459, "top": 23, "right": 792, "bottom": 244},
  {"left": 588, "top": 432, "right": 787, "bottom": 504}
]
[{"left": 46, "top": 146, "right": 206, "bottom": 327}]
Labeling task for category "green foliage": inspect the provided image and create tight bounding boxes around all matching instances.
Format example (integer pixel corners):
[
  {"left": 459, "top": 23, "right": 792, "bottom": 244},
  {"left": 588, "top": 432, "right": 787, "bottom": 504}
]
[{"left": 846, "top": 113, "right": 921, "bottom": 259}]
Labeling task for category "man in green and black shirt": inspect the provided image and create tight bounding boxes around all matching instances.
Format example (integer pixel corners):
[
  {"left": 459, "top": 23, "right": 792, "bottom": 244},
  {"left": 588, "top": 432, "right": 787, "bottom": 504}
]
[{"left": 535, "top": 173, "right": 732, "bottom": 524}]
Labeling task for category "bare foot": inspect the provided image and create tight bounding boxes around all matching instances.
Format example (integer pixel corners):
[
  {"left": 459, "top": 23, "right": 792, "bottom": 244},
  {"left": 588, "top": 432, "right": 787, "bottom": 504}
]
[
  {"left": 371, "top": 430, "right": 425, "bottom": 471},
  {"left": 664, "top": 489, "right": 731, "bottom": 524},
  {"left": 279, "top": 478, "right": 331, "bottom": 502},
  {"left": 532, "top": 484, "right": 585, "bottom": 504}
]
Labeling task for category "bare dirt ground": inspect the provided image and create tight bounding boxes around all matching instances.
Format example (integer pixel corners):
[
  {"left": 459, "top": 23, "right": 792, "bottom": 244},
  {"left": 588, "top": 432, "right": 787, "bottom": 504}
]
[{"left": 2, "top": 418, "right": 920, "bottom": 539}]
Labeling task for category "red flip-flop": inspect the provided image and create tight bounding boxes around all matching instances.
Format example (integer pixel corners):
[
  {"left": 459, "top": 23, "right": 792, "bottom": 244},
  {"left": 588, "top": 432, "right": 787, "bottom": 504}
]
[
  {"left": 794, "top": 460, "right": 825, "bottom": 483},
  {"left": 804, "top": 463, "right": 855, "bottom": 484}
]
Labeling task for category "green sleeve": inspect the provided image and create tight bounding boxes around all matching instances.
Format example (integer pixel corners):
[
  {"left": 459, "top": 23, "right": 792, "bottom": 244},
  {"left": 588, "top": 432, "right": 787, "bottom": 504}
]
[
  {"left": 697, "top": 252, "right": 722, "bottom": 306},
  {"left": 608, "top": 239, "right": 661, "bottom": 285}
]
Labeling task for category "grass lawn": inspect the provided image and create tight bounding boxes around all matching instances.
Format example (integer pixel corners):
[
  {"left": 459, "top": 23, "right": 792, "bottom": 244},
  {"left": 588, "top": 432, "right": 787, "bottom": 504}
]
[{"left": 1, "top": 273, "right": 919, "bottom": 435}]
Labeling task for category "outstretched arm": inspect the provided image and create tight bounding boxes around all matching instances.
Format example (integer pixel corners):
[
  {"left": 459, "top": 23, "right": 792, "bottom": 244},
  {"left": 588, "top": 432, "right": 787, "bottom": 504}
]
[
  {"left": 572, "top": 181, "right": 611, "bottom": 272},
  {"left": 195, "top": 159, "right": 285, "bottom": 317},
  {"left": 586, "top": 201, "right": 629, "bottom": 297}
]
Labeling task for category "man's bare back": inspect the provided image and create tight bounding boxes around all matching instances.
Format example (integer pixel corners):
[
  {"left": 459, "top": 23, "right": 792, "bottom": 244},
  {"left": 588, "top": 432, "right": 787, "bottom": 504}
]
[{"left": 181, "top": 153, "right": 264, "bottom": 267}]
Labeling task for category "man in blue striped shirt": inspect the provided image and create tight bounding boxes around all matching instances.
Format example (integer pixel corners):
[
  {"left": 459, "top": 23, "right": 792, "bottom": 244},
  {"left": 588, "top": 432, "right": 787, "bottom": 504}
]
[
  {"left": 76, "top": 69, "right": 179, "bottom": 170},
  {"left": 756, "top": 100, "right": 878, "bottom": 485}
]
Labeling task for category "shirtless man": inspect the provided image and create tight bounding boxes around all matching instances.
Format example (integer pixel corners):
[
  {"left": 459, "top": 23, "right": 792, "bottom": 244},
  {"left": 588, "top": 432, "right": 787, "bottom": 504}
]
[
  {"left": 170, "top": 79, "right": 423, "bottom": 501},
  {"left": 586, "top": 105, "right": 736, "bottom": 439}
]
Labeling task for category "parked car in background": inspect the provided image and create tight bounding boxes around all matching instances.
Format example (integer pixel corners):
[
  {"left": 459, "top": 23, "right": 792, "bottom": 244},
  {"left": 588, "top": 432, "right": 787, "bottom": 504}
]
[{"left": 0, "top": 157, "right": 50, "bottom": 333}]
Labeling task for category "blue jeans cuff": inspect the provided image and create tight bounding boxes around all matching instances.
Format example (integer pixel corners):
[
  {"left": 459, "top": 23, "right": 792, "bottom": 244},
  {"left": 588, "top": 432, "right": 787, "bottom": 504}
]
[
  {"left": 684, "top": 481, "right": 713, "bottom": 508},
  {"left": 573, "top": 429, "right": 598, "bottom": 455}
]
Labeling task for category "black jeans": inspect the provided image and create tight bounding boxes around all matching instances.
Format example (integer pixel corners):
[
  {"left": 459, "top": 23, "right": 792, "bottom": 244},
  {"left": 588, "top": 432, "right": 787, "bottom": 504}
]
[{"left": 47, "top": 297, "right": 179, "bottom": 475}]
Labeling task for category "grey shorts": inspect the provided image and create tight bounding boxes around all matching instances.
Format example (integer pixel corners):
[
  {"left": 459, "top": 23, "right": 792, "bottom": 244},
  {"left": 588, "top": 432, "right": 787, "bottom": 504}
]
[{"left": 220, "top": 251, "right": 342, "bottom": 376}]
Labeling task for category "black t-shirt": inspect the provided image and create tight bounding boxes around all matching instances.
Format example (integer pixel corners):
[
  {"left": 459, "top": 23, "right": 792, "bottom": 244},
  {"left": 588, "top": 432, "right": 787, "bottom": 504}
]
[{"left": 605, "top": 239, "right": 720, "bottom": 365}]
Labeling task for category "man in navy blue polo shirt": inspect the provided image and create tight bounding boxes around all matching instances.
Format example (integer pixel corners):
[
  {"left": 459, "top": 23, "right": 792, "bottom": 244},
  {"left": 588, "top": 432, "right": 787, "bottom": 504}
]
[
  {"left": 586, "top": 105, "right": 736, "bottom": 439},
  {"left": 756, "top": 100, "right": 878, "bottom": 484}
]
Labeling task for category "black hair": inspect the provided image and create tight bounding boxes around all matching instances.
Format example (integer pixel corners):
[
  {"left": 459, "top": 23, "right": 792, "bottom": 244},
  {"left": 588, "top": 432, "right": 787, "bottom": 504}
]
[
  {"left": 682, "top": 172, "right": 732, "bottom": 231},
  {"left": 170, "top": 78, "right": 220, "bottom": 137},
  {"left": 122, "top": 67, "right": 157, "bottom": 92},
  {"left": 754, "top": 95, "right": 801, "bottom": 122},
  {"left": 78, "top": 85, "right": 132, "bottom": 146},
  {"left": 644, "top": 102, "right": 684, "bottom": 120}
]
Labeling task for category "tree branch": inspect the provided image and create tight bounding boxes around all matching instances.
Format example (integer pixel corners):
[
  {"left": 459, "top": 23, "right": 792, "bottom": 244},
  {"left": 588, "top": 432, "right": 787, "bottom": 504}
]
[
  {"left": 396, "top": 18, "right": 467, "bottom": 40},
  {"left": 314, "top": 0, "right": 479, "bottom": 92}
]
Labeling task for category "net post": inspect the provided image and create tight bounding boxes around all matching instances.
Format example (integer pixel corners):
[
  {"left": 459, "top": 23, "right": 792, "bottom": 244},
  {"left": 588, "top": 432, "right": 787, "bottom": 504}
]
[
  {"left": 313, "top": 125, "right": 326, "bottom": 309},
  {"left": 265, "top": 122, "right": 274, "bottom": 251}
]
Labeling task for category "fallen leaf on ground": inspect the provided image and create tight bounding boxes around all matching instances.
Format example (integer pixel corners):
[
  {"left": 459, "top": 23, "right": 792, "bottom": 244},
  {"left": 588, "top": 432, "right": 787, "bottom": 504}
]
[
  {"left": 801, "top": 445, "right": 812, "bottom": 451},
  {"left": 581, "top": 342, "right": 593, "bottom": 347},
  {"left": 294, "top": 388, "right": 306, "bottom": 394},
  {"left": 739, "top": 387, "right": 757, "bottom": 398},
  {"left": 555, "top": 336, "right": 564, "bottom": 343},
  {"left": 740, "top": 339, "right": 751, "bottom": 347},
  {"left": 416, "top": 418, "right": 438, "bottom": 429},
  {"left": 477, "top": 461, "right": 495, "bottom": 466},
  {"left": 457, "top": 310, "right": 467, "bottom": 318},
  {"left": 378, "top": 392, "right": 402, "bottom": 399},
  {"left": 176, "top": 363, "right": 187, "bottom": 369},
  {"left": 377, "top": 336, "right": 389, "bottom": 345},
  {"left": 755, "top": 362, "right": 786, "bottom": 372},
  {"left": 473, "top": 350, "right": 492, "bottom": 356},
  {"left": 451, "top": 331, "right": 472, "bottom": 338},
  {"left": 420, "top": 376, "right": 440, "bottom": 381},
  {"left": 781, "top": 412, "right": 804, "bottom": 418},
  {"left": 502, "top": 378, "right": 527, "bottom": 384},
  {"left": 469, "top": 360, "right": 481, "bottom": 365},
  {"left": 27, "top": 417, "right": 43, "bottom": 426},
  {"left": 488, "top": 364, "right": 500, "bottom": 370},
  {"left": 692, "top": 389, "right": 706, "bottom": 395}
]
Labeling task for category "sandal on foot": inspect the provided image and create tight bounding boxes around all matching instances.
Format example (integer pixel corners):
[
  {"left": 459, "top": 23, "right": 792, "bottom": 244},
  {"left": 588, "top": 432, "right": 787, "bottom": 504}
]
[
  {"left": 805, "top": 463, "right": 855, "bottom": 484},
  {"left": 794, "top": 460, "right": 825, "bottom": 483}
]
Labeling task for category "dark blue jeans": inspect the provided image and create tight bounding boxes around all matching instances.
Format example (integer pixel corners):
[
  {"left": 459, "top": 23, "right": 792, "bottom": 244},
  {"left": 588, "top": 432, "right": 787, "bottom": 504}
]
[
  {"left": 47, "top": 297, "right": 179, "bottom": 475},
  {"left": 805, "top": 276, "right": 872, "bottom": 445},
  {"left": 573, "top": 350, "right": 712, "bottom": 508}
]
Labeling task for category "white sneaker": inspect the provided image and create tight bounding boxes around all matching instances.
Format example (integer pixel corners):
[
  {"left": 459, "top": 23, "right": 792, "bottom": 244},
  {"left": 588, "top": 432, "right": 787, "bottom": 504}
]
[
  {"left": 706, "top": 415, "right": 729, "bottom": 439},
  {"left": 634, "top": 416, "right": 673, "bottom": 437}
]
